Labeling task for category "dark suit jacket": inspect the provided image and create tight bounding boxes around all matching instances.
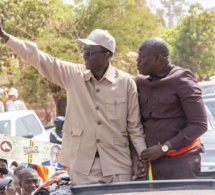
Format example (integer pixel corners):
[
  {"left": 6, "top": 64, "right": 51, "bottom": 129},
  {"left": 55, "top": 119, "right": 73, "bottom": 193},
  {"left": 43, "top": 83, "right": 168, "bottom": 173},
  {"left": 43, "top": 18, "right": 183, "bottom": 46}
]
[{"left": 42, "top": 160, "right": 63, "bottom": 169}]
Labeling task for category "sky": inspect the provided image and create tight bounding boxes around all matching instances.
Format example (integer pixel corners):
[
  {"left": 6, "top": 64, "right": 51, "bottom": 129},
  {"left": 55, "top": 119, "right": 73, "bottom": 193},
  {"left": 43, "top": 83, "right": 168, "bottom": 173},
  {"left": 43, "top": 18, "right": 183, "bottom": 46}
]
[
  {"left": 195, "top": 0, "right": 215, "bottom": 8},
  {"left": 63, "top": 0, "right": 215, "bottom": 9}
]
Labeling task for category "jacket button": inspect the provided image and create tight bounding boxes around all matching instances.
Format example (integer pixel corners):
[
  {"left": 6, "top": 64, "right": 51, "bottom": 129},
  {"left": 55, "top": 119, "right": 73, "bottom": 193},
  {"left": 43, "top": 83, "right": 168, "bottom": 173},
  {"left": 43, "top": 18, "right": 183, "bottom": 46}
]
[
  {"left": 96, "top": 89, "right": 100, "bottom": 93},
  {"left": 96, "top": 139, "right": 100, "bottom": 143},
  {"left": 70, "top": 132, "right": 73, "bottom": 135},
  {"left": 124, "top": 143, "right": 128, "bottom": 147},
  {"left": 95, "top": 106, "right": 99, "bottom": 110},
  {"left": 97, "top": 121, "right": 101, "bottom": 125}
]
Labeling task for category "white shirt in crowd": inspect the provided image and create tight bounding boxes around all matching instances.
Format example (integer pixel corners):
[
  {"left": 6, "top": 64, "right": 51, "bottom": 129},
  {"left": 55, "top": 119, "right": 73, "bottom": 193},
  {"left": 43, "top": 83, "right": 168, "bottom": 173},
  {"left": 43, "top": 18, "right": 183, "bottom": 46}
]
[
  {"left": 0, "top": 101, "right": 4, "bottom": 112},
  {"left": 6, "top": 100, "right": 27, "bottom": 111}
]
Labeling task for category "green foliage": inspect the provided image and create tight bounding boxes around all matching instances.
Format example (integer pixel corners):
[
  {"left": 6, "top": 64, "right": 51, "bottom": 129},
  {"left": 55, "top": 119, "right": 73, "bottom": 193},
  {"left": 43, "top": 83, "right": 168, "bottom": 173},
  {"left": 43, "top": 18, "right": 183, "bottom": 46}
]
[
  {"left": 165, "top": 4, "right": 215, "bottom": 77},
  {"left": 0, "top": 0, "right": 164, "bottom": 116},
  {"left": 0, "top": 0, "right": 76, "bottom": 114},
  {"left": 75, "top": 0, "right": 163, "bottom": 75}
]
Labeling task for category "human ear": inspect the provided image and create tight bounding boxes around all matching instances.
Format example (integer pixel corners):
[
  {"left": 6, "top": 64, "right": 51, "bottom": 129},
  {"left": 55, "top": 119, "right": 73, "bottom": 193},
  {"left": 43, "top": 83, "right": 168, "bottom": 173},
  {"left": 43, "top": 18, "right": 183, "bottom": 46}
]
[{"left": 104, "top": 52, "right": 110, "bottom": 59}]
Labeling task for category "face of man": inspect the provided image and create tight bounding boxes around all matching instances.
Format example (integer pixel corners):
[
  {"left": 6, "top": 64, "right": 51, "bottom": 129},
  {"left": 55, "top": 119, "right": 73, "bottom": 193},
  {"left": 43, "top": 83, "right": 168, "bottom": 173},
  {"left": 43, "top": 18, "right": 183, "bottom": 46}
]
[
  {"left": 81, "top": 45, "right": 108, "bottom": 71},
  {"left": 136, "top": 45, "right": 158, "bottom": 76},
  {"left": 50, "top": 147, "right": 61, "bottom": 163},
  {"left": 19, "top": 173, "right": 40, "bottom": 195},
  {"left": 0, "top": 161, "right": 8, "bottom": 178},
  {"left": 6, "top": 182, "right": 16, "bottom": 195},
  {"left": 8, "top": 95, "right": 16, "bottom": 101}
]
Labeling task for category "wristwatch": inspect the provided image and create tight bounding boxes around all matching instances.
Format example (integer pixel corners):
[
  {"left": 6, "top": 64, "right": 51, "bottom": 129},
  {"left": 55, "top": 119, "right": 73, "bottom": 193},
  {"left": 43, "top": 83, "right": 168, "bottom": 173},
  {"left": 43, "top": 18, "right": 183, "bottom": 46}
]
[{"left": 161, "top": 144, "right": 169, "bottom": 152}]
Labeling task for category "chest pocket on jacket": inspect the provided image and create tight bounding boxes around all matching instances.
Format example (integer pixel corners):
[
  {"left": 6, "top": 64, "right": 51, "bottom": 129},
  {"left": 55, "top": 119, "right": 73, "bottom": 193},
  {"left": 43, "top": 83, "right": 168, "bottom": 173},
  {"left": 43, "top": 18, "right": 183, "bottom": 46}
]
[
  {"left": 158, "top": 96, "right": 177, "bottom": 114},
  {"left": 68, "top": 128, "right": 83, "bottom": 160},
  {"left": 106, "top": 97, "right": 126, "bottom": 120}
]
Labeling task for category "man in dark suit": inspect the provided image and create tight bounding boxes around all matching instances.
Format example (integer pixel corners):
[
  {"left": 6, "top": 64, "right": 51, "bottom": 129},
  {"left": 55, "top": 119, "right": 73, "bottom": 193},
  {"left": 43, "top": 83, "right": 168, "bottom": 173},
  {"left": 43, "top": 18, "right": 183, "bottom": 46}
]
[{"left": 42, "top": 145, "right": 63, "bottom": 169}]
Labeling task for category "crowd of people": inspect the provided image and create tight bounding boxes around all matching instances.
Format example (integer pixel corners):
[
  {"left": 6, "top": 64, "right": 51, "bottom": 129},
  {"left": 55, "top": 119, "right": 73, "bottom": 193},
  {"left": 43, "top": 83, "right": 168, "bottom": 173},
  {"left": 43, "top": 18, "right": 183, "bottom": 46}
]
[
  {"left": 0, "top": 158, "right": 67, "bottom": 195},
  {"left": 0, "top": 87, "right": 27, "bottom": 112},
  {"left": 0, "top": 18, "right": 208, "bottom": 194}
]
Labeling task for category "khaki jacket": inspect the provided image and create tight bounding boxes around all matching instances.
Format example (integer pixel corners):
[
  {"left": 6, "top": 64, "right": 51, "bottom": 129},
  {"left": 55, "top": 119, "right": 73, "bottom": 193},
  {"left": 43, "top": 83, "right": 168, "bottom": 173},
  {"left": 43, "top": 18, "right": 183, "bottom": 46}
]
[{"left": 7, "top": 35, "right": 146, "bottom": 176}]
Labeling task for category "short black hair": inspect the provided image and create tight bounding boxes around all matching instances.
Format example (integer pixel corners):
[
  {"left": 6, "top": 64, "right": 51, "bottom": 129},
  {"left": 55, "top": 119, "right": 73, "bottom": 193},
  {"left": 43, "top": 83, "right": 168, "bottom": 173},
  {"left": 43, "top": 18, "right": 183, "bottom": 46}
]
[{"left": 0, "top": 158, "right": 8, "bottom": 165}]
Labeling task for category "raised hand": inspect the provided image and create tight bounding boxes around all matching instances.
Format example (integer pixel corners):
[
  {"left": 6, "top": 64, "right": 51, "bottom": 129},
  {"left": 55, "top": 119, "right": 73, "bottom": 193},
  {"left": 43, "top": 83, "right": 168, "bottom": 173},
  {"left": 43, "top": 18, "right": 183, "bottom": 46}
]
[{"left": 0, "top": 19, "right": 9, "bottom": 42}]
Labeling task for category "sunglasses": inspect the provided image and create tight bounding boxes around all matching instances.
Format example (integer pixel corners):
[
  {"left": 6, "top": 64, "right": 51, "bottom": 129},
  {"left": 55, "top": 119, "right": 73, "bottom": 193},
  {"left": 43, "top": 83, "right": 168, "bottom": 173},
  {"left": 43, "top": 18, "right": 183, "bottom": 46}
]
[{"left": 81, "top": 50, "right": 107, "bottom": 57}]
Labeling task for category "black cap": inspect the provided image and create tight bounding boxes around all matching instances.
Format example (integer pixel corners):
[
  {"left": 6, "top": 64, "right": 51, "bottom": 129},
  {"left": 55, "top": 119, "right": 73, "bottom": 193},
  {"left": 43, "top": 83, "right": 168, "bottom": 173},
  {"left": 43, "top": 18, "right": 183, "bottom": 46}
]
[{"left": 0, "top": 167, "right": 8, "bottom": 175}]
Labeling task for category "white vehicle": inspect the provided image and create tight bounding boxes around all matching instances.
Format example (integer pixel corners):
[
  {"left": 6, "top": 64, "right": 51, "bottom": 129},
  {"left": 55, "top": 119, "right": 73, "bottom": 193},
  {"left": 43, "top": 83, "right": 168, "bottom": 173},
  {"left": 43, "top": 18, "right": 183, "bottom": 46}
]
[
  {"left": 0, "top": 110, "right": 51, "bottom": 142},
  {"left": 198, "top": 81, "right": 215, "bottom": 95}
]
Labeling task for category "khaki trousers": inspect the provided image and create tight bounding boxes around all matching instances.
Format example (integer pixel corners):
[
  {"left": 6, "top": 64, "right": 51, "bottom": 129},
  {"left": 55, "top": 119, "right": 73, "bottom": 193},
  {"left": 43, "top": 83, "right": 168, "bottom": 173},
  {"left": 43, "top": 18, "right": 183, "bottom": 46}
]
[{"left": 68, "top": 157, "right": 132, "bottom": 186}]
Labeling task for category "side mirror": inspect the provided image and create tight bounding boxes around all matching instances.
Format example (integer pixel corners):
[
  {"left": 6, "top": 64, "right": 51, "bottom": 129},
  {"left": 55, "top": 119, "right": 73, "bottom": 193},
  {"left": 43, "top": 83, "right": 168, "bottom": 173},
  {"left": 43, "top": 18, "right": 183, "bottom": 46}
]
[{"left": 22, "top": 133, "right": 34, "bottom": 139}]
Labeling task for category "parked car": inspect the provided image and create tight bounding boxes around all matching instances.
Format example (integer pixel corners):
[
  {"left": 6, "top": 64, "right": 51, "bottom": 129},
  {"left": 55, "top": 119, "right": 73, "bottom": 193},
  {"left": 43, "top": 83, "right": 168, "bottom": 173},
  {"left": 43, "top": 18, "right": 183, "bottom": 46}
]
[
  {"left": 198, "top": 81, "right": 215, "bottom": 95},
  {"left": 200, "top": 105, "right": 215, "bottom": 174},
  {"left": 203, "top": 98, "right": 215, "bottom": 119},
  {"left": 0, "top": 110, "right": 51, "bottom": 142},
  {"left": 202, "top": 93, "right": 215, "bottom": 99}
]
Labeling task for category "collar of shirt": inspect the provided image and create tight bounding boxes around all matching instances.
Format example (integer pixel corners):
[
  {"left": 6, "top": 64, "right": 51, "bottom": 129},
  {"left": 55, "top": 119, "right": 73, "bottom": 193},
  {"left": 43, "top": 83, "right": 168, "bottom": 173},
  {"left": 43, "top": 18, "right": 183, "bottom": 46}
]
[
  {"left": 149, "top": 63, "right": 173, "bottom": 81},
  {"left": 84, "top": 63, "right": 116, "bottom": 83}
]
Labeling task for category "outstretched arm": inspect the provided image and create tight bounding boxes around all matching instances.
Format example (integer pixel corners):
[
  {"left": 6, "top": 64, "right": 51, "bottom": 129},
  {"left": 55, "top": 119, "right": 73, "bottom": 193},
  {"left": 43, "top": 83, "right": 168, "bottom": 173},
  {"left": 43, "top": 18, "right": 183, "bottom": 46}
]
[{"left": 0, "top": 20, "right": 9, "bottom": 42}]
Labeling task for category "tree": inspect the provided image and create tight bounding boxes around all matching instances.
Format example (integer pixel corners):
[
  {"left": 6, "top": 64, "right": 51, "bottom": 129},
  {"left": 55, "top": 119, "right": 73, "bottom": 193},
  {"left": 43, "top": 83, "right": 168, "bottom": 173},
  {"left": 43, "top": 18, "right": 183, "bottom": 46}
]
[
  {"left": 164, "top": 3, "right": 215, "bottom": 77},
  {"left": 148, "top": 0, "right": 191, "bottom": 28},
  {"left": 0, "top": 0, "right": 77, "bottom": 119},
  {"left": 0, "top": 0, "right": 164, "bottom": 122},
  {"left": 74, "top": 0, "right": 163, "bottom": 75}
]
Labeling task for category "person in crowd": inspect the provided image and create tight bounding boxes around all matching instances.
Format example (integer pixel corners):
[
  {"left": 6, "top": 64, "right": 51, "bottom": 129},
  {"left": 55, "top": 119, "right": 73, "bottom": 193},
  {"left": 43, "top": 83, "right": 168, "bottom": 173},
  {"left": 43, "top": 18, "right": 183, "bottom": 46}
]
[
  {"left": 0, "top": 177, "right": 12, "bottom": 195},
  {"left": 0, "top": 21, "right": 147, "bottom": 185},
  {"left": 42, "top": 145, "right": 63, "bottom": 169},
  {"left": 6, "top": 88, "right": 27, "bottom": 111},
  {"left": 135, "top": 37, "right": 207, "bottom": 179},
  {"left": 33, "top": 171, "right": 65, "bottom": 195},
  {"left": 0, "top": 88, "right": 5, "bottom": 112},
  {"left": 5, "top": 175, "right": 19, "bottom": 195},
  {"left": 9, "top": 161, "right": 18, "bottom": 174},
  {"left": 0, "top": 168, "right": 8, "bottom": 179},
  {"left": 50, "top": 116, "right": 65, "bottom": 145},
  {"left": 0, "top": 159, "right": 9, "bottom": 178},
  {"left": 28, "top": 164, "right": 50, "bottom": 183},
  {"left": 13, "top": 166, "right": 26, "bottom": 181},
  {"left": 19, "top": 168, "right": 40, "bottom": 195}
]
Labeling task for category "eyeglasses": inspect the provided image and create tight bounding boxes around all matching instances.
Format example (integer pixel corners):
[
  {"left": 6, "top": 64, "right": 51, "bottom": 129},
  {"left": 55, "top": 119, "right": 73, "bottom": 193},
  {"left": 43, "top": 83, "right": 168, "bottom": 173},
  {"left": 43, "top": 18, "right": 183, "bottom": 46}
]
[
  {"left": 81, "top": 50, "right": 107, "bottom": 57},
  {"left": 51, "top": 152, "right": 60, "bottom": 156}
]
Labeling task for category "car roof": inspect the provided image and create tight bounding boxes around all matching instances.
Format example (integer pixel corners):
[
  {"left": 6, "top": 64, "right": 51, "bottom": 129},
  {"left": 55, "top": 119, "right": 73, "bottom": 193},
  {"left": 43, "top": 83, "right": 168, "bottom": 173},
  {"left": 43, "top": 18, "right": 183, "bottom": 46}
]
[
  {"left": 69, "top": 179, "right": 215, "bottom": 194},
  {"left": 0, "top": 110, "right": 36, "bottom": 120}
]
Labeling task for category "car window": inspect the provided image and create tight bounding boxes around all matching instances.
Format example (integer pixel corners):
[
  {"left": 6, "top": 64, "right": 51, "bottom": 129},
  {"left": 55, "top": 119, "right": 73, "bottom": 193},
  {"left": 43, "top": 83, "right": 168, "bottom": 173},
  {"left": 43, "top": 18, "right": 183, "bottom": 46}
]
[
  {"left": 0, "top": 120, "right": 11, "bottom": 135},
  {"left": 205, "top": 102, "right": 215, "bottom": 119},
  {"left": 22, "top": 114, "right": 43, "bottom": 136},
  {"left": 15, "top": 118, "right": 29, "bottom": 137},
  {"left": 200, "top": 85, "right": 215, "bottom": 95}
]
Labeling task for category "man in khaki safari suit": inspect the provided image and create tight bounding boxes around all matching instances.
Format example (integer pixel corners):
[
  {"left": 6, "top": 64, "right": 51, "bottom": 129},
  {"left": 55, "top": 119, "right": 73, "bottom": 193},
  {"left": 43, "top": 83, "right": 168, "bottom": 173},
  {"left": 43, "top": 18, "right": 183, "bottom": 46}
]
[{"left": 0, "top": 21, "right": 146, "bottom": 185}]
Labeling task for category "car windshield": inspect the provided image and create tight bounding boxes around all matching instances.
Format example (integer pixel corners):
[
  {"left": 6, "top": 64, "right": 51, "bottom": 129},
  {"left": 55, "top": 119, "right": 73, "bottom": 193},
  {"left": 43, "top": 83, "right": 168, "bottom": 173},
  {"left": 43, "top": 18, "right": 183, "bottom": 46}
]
[{"left": 0, "top": 120, "right": 11, "bottom": 135}]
